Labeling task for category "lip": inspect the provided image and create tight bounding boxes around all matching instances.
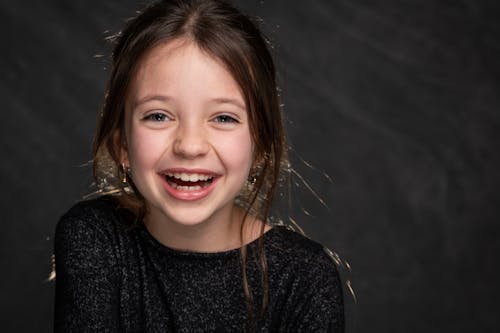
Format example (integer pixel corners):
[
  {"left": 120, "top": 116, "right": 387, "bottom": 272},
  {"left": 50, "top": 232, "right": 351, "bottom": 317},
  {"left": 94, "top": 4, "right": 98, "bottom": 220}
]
[
  {"left": 158, "top": 168, "right": 220, "bottom": 201},
  {"left": 160, "top": 167, "right": 220, "bottom": 176}
]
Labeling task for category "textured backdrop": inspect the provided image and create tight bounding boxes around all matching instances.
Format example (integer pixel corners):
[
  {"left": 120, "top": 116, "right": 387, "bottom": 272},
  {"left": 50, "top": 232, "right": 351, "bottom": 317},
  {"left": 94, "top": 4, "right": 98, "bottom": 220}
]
[{"left": 1, "top": 0, "right": 499, "bottom": 332}]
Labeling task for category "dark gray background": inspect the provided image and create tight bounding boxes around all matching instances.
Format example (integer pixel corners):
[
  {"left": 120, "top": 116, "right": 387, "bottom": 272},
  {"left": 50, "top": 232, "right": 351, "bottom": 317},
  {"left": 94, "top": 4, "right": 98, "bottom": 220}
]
[{"left": 1, "top": 0, "right": 499, "bottom": 332}]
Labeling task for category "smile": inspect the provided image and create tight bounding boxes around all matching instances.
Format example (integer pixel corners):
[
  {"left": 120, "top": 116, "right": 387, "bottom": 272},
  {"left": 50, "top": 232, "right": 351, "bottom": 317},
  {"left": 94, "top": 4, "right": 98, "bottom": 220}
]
[
  {"left": 159, "top": 169, "right": 219, "bottom": 201},
  {"left": 164, "top": 172, "right": 214, "bottom": 191}
]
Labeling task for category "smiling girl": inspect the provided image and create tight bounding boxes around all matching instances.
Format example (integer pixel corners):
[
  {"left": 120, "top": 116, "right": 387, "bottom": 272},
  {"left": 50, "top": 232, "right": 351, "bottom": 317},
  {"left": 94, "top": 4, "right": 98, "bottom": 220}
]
[{"left": 54, "top": 0, "right": 344, "bottom": 331}]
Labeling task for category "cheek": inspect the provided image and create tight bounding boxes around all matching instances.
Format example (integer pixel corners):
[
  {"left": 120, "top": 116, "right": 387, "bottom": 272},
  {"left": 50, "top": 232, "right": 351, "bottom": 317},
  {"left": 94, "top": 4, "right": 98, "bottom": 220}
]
[
  {"left": 214, "top": 128, "right": 253, "bottom": 174},
  {"left": 127, "top": 126, "right": 169, "bottom": 170}
]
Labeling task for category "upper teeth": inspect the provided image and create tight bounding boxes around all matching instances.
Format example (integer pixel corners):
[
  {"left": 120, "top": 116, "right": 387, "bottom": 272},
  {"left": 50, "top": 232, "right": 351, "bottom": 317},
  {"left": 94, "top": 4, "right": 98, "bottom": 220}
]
[{"left": 166, "top": 172, "right": 213, "bottom": 182}]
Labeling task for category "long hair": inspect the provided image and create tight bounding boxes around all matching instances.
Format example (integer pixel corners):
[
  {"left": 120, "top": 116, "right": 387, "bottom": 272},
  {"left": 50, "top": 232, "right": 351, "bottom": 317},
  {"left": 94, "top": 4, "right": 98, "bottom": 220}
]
[{"left": 92, "top": 0, "right": 288, "bottom": 326}]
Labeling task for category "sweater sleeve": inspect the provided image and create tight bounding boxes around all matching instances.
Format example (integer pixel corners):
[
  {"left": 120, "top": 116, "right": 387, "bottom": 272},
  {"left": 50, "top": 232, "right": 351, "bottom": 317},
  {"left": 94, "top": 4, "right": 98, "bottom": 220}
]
[
  {"left": 54, "top": 201, "right": 121, "bottom": 332},
  {"left": 282, "top": 247, "right": 345, "bottom": 333}
]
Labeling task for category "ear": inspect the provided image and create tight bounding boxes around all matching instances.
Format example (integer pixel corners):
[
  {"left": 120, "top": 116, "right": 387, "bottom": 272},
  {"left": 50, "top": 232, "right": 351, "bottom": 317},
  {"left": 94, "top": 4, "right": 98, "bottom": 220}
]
[{"left": 113, "top": 130, "right": 129, "bottom": 166}]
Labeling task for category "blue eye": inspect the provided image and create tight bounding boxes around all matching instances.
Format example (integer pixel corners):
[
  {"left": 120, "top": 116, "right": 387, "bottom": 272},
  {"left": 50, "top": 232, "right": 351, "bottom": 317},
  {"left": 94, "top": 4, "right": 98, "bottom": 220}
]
[
  {"left": 214, "top": 115, "right": 238, "bottom": 123},
  {"left": 144, "top": 112, "right": 170, "bottom": 122}
]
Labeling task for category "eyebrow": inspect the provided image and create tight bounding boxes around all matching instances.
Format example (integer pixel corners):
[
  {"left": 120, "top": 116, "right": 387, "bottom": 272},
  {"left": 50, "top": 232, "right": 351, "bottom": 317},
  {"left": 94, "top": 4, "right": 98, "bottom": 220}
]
[
  {"left": 132, "top": 95, "right": 246, "bottom": 110},
  {"left": 132, "top": 95, "right": 171, "bottom": 109},
  {"left": 210, "top": 98, "right": 246, "bottom": 110}
]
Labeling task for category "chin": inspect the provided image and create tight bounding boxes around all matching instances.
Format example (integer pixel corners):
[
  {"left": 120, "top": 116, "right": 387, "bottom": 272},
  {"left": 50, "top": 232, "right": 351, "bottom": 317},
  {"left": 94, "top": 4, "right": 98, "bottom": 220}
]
[
  {"left": 156, "top": 204, "right": 222, "bottom": 228},
  {"left": 166, "top": 215, "right": 210, "bottom": 227}
]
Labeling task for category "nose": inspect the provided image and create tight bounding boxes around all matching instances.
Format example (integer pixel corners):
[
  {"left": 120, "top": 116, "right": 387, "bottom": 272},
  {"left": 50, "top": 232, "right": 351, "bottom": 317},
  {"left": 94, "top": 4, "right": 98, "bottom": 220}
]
[{"left": 173, "top": 121, "right": 210, "bottom": 159}]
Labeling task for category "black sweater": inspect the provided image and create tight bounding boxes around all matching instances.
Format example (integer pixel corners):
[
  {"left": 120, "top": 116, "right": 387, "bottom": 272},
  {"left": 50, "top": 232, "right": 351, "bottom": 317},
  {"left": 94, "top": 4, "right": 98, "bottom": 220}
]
[{"left": 54, "top": 197, "right": 344, "bottom": 332}]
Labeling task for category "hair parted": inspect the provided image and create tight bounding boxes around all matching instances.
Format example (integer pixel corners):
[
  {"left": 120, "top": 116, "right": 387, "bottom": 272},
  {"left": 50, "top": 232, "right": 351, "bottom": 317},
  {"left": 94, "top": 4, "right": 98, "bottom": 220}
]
[{"left": 91, "top": 0, "right": 289, "bottom": 324}]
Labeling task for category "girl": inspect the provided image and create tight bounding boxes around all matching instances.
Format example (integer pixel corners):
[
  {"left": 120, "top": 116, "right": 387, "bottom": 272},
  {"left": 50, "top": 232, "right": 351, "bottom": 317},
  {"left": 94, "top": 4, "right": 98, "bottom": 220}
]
[{"left": 54, "top": 0, "right": 344, "bottom": 331}]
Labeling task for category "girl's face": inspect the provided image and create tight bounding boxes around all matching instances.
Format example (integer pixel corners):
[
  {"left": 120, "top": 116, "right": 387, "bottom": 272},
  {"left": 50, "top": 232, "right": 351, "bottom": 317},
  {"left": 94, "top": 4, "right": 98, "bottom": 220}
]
[{"left": 122, "top": 40, "right": 253, "bottom": 229}]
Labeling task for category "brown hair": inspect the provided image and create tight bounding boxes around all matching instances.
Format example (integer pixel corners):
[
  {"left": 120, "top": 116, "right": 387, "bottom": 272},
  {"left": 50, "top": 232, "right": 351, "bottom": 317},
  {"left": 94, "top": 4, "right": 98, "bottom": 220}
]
[{"left": 92, "top": 0, "right": 288, "bottom": 326}]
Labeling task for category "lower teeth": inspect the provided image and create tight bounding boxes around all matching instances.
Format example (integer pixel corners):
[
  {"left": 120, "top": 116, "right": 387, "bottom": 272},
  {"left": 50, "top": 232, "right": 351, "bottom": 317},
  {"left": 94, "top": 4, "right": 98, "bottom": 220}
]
[
  {"left": 168, "top": 182, "right": 204, "bottom": 191},
  {"left": 176, "top": 185, "right": 201, "bottom": 191}
]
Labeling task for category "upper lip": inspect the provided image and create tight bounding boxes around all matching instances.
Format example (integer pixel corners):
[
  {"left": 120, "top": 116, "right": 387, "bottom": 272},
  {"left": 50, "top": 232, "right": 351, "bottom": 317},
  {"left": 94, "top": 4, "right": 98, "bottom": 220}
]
[{"left": 159, "top": 168, "right": 220, "bottom": 177}]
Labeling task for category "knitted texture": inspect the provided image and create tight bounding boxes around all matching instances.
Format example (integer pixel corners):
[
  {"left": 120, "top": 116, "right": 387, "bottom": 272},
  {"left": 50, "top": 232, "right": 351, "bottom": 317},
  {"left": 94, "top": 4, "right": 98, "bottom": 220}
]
[{"left": 54, "top": 197, "right": 344, "bottom": 332}]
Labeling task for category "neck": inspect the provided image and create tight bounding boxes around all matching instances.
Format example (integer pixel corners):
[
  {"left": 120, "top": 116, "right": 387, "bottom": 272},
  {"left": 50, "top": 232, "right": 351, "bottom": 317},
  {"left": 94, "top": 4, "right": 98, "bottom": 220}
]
[{"left": 144, "top": 205, "right": 268, "bottom": 252}]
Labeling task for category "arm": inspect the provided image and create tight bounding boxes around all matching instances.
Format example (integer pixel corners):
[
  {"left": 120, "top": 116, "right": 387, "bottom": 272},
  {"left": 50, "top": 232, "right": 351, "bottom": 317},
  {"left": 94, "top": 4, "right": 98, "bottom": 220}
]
[
  {"left": 54, "top": 203, "right": 121, "bottom": 332},
  {"left": 283, "top": 248, "right": 345, "bottom": 333}
]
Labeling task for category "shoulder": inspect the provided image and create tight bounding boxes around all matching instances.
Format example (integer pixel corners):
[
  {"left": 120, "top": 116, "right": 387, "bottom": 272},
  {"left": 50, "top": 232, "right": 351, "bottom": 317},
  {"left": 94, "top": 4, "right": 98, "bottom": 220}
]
[
  {"left": 56, "top": 196, "right": 128, "bottom": 238},
  {"left": 54, "top": 196, "right": 133, "bottom": 259},
  {"left": 58, "top": 195, "right": 122, "bottom": 224},
  {"left": 266, "top": 226, "right": 340, "bottom": 276}
]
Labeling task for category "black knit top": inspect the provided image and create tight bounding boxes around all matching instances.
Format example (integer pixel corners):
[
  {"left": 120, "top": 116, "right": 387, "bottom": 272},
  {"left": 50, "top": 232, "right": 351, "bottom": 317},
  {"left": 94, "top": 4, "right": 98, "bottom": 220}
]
[{"left": 54, "top": 197, "right": 344, "bottom": 332}]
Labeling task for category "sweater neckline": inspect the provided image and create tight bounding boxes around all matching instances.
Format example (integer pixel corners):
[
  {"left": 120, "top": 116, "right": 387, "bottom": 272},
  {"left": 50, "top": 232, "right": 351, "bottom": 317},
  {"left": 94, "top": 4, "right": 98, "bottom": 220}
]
[{"left": 140, "top": 224, "right": 283, "bottom": 258}]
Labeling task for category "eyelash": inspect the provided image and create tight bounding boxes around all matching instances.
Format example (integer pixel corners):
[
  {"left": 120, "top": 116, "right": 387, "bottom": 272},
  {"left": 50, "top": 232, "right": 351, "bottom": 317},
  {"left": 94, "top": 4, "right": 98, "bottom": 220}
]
[
  {"left": 141, "top": 112, "right": 239, "bottom": 124},
  {"left": 213, "top": 114, "right": 239, "bottom": 123},
  {"left": 143, "top": 112, "right": 170, "bottom": 122}
]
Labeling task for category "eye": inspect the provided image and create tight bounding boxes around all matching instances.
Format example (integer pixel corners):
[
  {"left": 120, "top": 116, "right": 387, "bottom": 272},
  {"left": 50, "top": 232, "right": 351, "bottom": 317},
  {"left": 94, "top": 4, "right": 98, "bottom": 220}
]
[
  {"left": 213, "top": 114, "right": 239, "bottom": 124},
  {"left": 143, "top": 112, "right": 171, "bottom": 122}
]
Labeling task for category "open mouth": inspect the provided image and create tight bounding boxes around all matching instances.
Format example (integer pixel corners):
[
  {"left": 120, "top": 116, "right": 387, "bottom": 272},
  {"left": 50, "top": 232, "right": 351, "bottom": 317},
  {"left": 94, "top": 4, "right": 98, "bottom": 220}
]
[{"left": 164, "top": 172, "right": 215, "bottom": 191}]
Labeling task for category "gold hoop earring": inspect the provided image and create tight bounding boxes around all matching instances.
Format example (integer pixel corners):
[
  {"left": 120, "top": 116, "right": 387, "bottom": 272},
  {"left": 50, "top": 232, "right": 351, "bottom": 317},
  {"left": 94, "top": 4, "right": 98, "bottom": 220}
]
[
  {"left": 247, "top": 174, "right": 257, "bottom": 185},
  {"left": 248, "top": 162, "right": 263, "bottom": 186},
  {"left": 119, "top": 163, "right": 129, "bottom": 184}
]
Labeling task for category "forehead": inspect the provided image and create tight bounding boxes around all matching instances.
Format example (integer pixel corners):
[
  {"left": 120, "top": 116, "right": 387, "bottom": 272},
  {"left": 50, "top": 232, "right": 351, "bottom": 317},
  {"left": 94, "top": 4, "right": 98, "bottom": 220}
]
[{"left": 127, "top": 38, "right": 244, "bottom": 105}]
